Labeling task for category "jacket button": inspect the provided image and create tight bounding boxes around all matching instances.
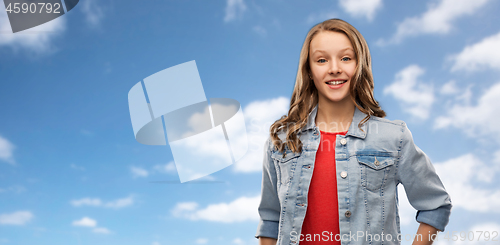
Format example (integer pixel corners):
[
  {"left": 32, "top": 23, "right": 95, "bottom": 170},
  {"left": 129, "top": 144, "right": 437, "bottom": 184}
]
[
  {"left": 345, "top": 210, "right": 351, "bottom": 218},
  {"left": 374, "top": 157, "right": 380, "bottom": 166},
  {"left": 340, "top": 138, "right": 347, "bottom": 145},
  {"left": 340, "top": 171, "right": 347, "bottom": 178}
]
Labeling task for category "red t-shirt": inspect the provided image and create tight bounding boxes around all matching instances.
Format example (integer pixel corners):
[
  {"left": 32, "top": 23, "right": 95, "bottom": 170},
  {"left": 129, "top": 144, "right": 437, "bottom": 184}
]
[{"left": 299, "top": 130, "right": 347, "bottom": 244}]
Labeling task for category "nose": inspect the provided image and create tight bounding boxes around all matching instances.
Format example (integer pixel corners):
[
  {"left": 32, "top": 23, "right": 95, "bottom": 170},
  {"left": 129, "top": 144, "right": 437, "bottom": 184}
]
[{"left": 328, "top": 60, "right": 342, "bottom": 74}]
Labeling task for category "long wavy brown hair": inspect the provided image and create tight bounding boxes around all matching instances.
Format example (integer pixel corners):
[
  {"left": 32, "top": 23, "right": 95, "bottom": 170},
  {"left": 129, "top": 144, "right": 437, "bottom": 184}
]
[{"left": 270, "top": 18, "right": 386, "bottom": 153}]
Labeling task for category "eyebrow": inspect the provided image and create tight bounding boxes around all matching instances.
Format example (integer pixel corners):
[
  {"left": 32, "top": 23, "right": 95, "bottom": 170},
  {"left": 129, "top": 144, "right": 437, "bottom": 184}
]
[{"left": 311, "top": 47, "right": 354, "bottom": 55}]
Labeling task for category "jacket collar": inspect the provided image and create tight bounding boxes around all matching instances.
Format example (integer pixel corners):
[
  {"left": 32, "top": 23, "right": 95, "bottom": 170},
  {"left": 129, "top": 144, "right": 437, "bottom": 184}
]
[{"left": 302, "top": 104, "right": 368, "bottom": 139}]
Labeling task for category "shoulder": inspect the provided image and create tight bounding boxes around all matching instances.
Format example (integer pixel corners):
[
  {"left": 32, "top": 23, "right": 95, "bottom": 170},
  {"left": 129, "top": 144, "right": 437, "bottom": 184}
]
[
  {"left": 365, "top": 115, "right": 411, "bottom": 146},
  {"left": 264, "top": 133, "right": 282, "bottom": 153},
  {"left": 367, "top": 115, "right": 408, "bottom": 133},
  {"left": 269, "top": 127, "right": 294, "bottom": 145},
  {"left": 264, "top": 136, "right": 274, "bottom": 152},
  {"left": 266, "top": 130, "right": 302, "bottom": 153},
  {"left": 368, "top": 115, "right": 406, "bottom": 128}
]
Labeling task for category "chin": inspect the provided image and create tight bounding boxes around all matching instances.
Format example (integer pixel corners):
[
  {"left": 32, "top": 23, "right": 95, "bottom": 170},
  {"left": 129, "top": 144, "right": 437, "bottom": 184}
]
[
  {"left": 327, "top": 98, "right": 349, "bottom": 103},
  {"left": 325, "top": 93, "right": 352, "bottom": 103}
]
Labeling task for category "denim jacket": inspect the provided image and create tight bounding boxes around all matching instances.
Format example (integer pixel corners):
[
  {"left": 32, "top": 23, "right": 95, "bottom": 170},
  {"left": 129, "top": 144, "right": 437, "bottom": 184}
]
[{"left": 255, "top": 105, "right": 452, "bottom": 245}]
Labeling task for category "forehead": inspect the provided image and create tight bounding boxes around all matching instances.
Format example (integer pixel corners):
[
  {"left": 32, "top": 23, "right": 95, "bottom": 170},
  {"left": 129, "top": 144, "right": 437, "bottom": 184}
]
[{"left": 309, "top": 31, "right": 354, "bottom": 53}]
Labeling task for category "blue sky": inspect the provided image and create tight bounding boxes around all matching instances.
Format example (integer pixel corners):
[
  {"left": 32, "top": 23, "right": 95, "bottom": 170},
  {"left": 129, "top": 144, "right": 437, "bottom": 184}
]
[{"left": 1, "top": 0, "right": 500, "bottom": 244}]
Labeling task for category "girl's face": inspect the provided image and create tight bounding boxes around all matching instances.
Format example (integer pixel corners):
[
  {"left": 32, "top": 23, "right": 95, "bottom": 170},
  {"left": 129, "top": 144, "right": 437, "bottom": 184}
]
[{"left": 309, "top": 31, "right": 357, "bottom": 105}]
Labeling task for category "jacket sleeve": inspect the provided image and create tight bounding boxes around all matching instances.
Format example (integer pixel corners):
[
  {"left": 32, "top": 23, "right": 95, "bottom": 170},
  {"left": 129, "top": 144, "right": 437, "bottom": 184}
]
[
  {"left": 396, "top": 122, "right": 452, "bottom": 232},
  {"left": 255, "top": 137, "right": 281, "bottom": 239}
]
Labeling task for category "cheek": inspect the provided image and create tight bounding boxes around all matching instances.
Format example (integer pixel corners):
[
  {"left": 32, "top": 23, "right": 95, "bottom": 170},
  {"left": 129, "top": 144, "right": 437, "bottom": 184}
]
[
  {"left": 312, "top": 78, "right": 322, "bottom": 89},
  {"left": 311, "top": 66, "right": 325, "bottom": 79},
  {"left": 309, "top": 65, "right": 318, "bottom": 76},
  {"left": 347, "top": 64, "right": 357, "bottom": 77}
]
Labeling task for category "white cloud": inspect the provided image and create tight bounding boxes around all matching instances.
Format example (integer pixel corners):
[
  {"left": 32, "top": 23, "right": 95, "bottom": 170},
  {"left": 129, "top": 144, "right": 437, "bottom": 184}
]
[
  {"left": 252, "top": 26, "right": 266, "bottom": 37},
  {"left": 173, "top": 124, "right": 236, "bottom": 180},
  {"left": 195, "top": 238, "right": 208, "bottom": 244},
  {"left": 0, "top": 135, "right": 15, "bottom": 165},
  {"left": 383, "top": 65, "right": 434, "bottom": 120},
  {"left": 72, "top": 217, "right": 111, "bottom": 234},
  {"left": 0, "top": 211, "right": 33, "bottom": 225},
  {"left": 338, "top": 0, "right": 382, "bottom": 21},
  {"left": 172, "top": 196, "right": 260, "bottom": 223},
  {"left": 433, "top": 222, "right": 500, "bottom": 245},
  {"left": 183, "top": 106, "right": 214, "bottom": 136},
  {"left": 80, "top": 0, "right": 104, "bottom": 27},
  {"left": 397, "top": 153, "right": 500, "bottom": 228},
  {"left": 440, "top": 80, "right": 459, "bottom": 95},
  {"left": 165, "top": 100, "right": 248, "bottom": 182},
  {"left": 158, "top": 97, "right": 290, "bottom": 178},
  {"left": 178, "top": 102, "right": 237, "bottom": 137},
  {"left": 234, "top": 97, "right": 289, "bottom": 173},
  {"left": 224, "top": 0, "right": 247, "bottom": 22},
  {"left": 434, "top": 82, "right": 500, "bottom": 139},
  {"left": 71, "top": 195, "right": 134, "bottom": 209},
  {"left": 71, "top": 198, "right": 102, "bottom": 207},
  {"left": 495, "top": 150, "right": 500, "bottom": 163},
  {"left": 379, "top": 0, "right": 491, "bottom": 45},
  {"left": 153, "top": 161, "right": 177, "bottom": 174},
  {"left": 232, "top": 239, "right": 258, "bottom": 245},
  {"left": 396, "top": 185, "right": 416, "bottom": 226},
  {"left": 70, "top": 163, "right": 85, "bottom": 171},
  {"left": 452, "top": 84, "right": 473, "bottom": 105},
  {"left": 232, "top": 238, "right": 245, "bottom": 245},
  {"left": 130, "top": 166, "right": 149, "bottom": 178},
  {"left": 92, "top": 227, "right": 111, "bottom": 234},
  {"left": 152, "top": 242, "right": 161, "bottom": 245},
  {"left": 0, "top": 3, "right": 66, "bottom": 53},
  {"left": 172, "top": 202, "right": 198, "bottom": 212},
  {"left": 104, "top": 196, "right": 134, "bottom": 208},
  {"left": 469, "top": 222, "right": 500, "bottom": 235},
  {"left": 450, "top": 31, "right": 500, "bottom": 72},
  {"left": 72, "top": 217, "right": 97, "bottom": 227},
  {"left": 463, "top": 223, "right": 500, "bottom": 243},
  {"left": 433, "top": 154, "right": 500, "bottom": 213},
  {"left": 306, "top": 11, "right": 337, "bottom": 25},
  {"left": 0, "top": 185, "right": 25, "bottom": 194}
]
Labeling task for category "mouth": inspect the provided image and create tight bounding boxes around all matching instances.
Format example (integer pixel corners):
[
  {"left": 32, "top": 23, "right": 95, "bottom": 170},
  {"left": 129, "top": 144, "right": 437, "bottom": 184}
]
[{"left": 325, "top": 80, "right": 347, "bottom": 85}]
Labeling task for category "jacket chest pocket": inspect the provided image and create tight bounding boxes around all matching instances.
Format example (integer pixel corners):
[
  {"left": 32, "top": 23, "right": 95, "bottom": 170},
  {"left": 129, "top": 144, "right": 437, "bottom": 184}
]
[
  {"left": 356, "top": 154, "right": 395, "bottom": 191},
  {"left": 271, "top": 150, "right": 301, "bottom": 185}
]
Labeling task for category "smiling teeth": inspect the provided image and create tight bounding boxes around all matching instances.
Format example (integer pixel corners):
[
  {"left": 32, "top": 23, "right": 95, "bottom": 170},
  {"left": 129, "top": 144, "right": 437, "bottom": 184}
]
[{"left": 327, "top": 80, "right": 346, "bottom": 85}]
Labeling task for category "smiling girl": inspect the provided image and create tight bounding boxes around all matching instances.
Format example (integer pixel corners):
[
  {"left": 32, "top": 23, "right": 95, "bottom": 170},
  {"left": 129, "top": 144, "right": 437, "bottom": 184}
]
[{"left": 255, "top": 19, "right": 452, "bottom": 245}]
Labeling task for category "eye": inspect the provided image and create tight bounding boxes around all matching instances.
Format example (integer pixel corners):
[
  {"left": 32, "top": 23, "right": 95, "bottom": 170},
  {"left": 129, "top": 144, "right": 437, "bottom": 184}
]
[
  {"left": 341, "top": 57, "right": 352, "bottom": 62},
  {"left": 317, "top": 58, "right": 327, "bottom": 63}
]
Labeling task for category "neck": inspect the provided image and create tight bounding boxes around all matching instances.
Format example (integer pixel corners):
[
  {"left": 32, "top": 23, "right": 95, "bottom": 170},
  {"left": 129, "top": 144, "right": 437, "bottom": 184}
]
[{"left": 315, "top": 97, "right": 355, "bottom": 133}]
